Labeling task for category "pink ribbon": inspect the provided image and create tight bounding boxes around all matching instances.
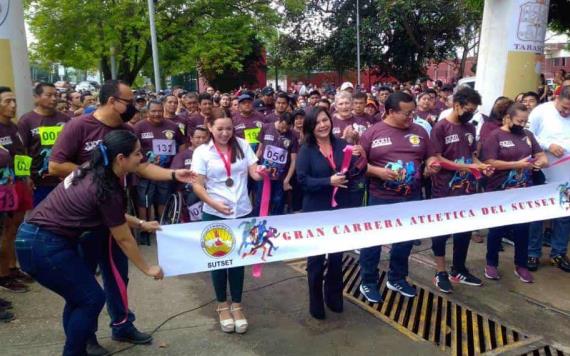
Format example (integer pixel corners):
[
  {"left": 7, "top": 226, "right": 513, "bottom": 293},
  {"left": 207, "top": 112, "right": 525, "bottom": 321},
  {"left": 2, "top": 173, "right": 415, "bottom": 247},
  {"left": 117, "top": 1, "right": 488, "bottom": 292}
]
[
  {"left": 252, "top": 166, "right": 271, "bottom": 278},
  {"left": 550, "top": 155, "right": 570, "bottom": 167},
  {"left": 431, "top": 160, "right": 483, "bottom": 180},
  {"left": 331, "top": 145, "right": 354, "bottom": 207},
  {"left": 108, "top": 234, "right": 129, "bottom": 325}
]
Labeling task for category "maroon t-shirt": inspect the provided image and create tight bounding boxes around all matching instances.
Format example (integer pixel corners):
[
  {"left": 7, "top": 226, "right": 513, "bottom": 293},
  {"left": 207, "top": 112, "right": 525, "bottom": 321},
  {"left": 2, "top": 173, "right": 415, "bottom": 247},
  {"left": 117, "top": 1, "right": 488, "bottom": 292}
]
[
  {"left": 258, "top": 123, "right": 299, "bottom": 180},
  {"left": 430, "top": 119, "right": 478, "bottom": 197},
  {"left": 186, "top": 113, "right": 208, "bottom": 137},
  {"left": 331, "top": 115, "right": 368, "bottom": 140},
  {"left": 18, "top": 111, "right": 70, "bottom": 186},
  {"left": 134, "top": 119, "right": 185, "bottom": 168},
  {"left": 479, "top": 121, "right": 500, "bottom": 144},
  {"left": 353, "top": 112, "right": 374, "bottom": 128},
  {"left": 50, "top": 114, "right": 133, "bottom": 165},
  {"left": 0, "top": 121, "right": 25, "bottom": 183},
  {"left": 415, "top": 109, "right": 438, "bottom": 126},
  {"left": 170, "top": 147, "right": 195, "bottom": 191},
  {"left": 265, "top": 111, "right": 287, "bottom": 123},
  {"left": 232, "top": 110, "right": 267, "bottom": 145},
  {"left": 166, "top": 114, "right": 191, "bottom": 138},
  {"left": 27, "top": 170, "right": 126, "bottom": 238},
  {"left": 360, "top": 121, "right": 434, "bottom": 199},
  {"left": 480, "top": 128, "right": 542, "bottom": 191}
]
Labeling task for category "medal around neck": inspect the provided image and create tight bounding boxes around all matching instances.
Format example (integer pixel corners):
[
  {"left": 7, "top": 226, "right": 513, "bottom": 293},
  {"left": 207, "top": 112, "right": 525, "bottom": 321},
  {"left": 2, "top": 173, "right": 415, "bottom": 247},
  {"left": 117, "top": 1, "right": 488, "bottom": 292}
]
[{"left": 225, "top": 177, "right": 234, "bottom": 187}]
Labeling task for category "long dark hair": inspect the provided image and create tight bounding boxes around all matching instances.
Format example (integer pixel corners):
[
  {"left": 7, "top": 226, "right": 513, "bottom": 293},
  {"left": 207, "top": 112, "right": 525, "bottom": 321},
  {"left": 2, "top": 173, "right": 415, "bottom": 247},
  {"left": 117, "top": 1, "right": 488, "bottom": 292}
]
[
  {"left": 73, "top": 130, "right": 139, "bottom": 203},
  {"left": 205, "top": 110, "right": 244, "bottom": 163},
  {"left": 302, "top": 106, "right": 335, "bottom": 146},
  {"left": 487, "top": 97, "right": 513, "bottom": 123}
]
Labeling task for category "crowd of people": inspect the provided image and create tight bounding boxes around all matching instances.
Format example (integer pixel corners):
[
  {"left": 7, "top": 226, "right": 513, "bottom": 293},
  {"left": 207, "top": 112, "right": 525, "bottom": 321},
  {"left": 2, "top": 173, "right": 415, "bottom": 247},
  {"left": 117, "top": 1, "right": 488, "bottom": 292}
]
[{"left": 0, "top": 69, "right": 569, "bottom": 355}]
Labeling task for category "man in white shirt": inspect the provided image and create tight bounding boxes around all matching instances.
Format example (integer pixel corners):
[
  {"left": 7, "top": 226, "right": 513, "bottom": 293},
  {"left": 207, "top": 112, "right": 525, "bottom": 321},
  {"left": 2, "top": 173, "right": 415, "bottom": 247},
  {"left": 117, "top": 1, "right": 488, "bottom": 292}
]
[{"left": 527, "top": 85, "right": 570, "bottom": 273}]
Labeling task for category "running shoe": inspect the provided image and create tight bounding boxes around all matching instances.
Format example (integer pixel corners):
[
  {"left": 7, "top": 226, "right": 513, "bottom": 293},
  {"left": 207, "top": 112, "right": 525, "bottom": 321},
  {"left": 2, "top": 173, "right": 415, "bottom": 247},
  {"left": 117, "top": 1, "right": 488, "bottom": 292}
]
[
  {"left": 484, "top": 265, "right": 500, "bottom": 280},
  {"left": 551, "top": 255, "right": 570, "bottom": 272},
  {"left": 527, "top": 257, "right": 539, "bottom": 272},
  {"left": 0, "top": 277, "right": 29, "bottom": 293},
  {"left": 387, "top": 279, "right": 416, "bottom": 298},
  {"left": 433, "top": 272, "right": 453, "bottom": 293},
  {"left": 359, "top": 283, "right": 382, "bottom": 303},
  {"left": 514, "top": 266, "right": 533, "bottom": 283},
  {"left": 449, "top": 268, "right": 482, "bottom": 286}
]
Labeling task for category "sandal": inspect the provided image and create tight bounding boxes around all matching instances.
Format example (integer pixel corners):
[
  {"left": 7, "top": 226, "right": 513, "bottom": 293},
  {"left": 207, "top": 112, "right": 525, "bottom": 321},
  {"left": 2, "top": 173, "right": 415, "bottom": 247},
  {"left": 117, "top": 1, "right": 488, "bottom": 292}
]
[
  {"left": 230, "top": 305, "right": 248, "bottom": 334},
  {"left": 216, "top": 306, "right": 235, "bottom": 333}
]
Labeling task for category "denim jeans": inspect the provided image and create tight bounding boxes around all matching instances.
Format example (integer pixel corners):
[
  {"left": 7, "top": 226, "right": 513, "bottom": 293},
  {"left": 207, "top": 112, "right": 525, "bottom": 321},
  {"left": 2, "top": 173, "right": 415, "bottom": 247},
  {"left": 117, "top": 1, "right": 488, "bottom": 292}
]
[
  {"left": 359, "top": 194, "right": 420, "bottom": 285},
  {"left": 16, "top": 223, "right": 106, "bottom": 356},
  {"left": 78, "top": 228, "right": 136, "bottom": 337},
  {"left": 431, "top": 231, "right": 471, "bottom": 273},
  {"left": 486, "top": 223, "right": 529, "bottom": 268},
  {"left": 255, "top": 179, "right": 286, "bottom": 216},
  {"left": 528, "top": 217, "right": 570, "bottom": 258}
]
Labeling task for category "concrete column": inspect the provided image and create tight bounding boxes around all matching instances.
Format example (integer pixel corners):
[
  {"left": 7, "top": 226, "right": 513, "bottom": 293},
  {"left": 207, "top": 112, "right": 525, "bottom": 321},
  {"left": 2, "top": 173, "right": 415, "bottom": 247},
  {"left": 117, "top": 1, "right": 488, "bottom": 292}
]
[
  {"left": 475, "top": 0, "right": 549, "bottom": 115},
  {"left": 0, "top": 0, "right": 33, "bottom": 117}
]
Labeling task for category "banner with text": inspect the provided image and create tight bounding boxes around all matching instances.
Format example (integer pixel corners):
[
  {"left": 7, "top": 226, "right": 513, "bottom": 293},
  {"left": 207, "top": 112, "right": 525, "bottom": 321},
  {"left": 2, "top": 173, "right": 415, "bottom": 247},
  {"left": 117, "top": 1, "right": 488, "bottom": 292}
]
[{"left": 158, "top": 163, "right": 570, "bottom": 277}]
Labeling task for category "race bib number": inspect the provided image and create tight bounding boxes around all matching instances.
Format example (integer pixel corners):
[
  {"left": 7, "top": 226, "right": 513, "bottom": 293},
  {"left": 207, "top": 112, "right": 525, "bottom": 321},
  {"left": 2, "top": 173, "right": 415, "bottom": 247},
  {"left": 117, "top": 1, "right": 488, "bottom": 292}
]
[
  {"left": 244, "top": 128, "right": 261, "bottom": 144},
  {"left": 14, "top": 155, "right": 32, "bottom": 176},
  {"left": 187, "top": 201, "right": 203, "bottom": 222},
  {"left": 39, "top": 126, "right": 63, "bottom": 146},
  {"left": 263, "top": 145, "right": 288, "bottom": 165},
  {"left": 152, "top": 139, "right": 176, "bottom": 156},
  {"left": 0, "top": 185, "right": 18, "bottom": 212}
]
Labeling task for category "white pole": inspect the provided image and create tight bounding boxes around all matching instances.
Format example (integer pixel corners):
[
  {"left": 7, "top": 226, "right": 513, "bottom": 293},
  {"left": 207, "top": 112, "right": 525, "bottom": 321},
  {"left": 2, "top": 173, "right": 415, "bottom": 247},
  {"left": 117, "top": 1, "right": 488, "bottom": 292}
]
[
  {"left": 356, "top": 0, "right": 361, "bottom": 89},
  {"left": 110, "top": 46, "right": 117, "bottom": 80},
  {"left": 147, "top": 0, "right": 161, "bottom": 91}
]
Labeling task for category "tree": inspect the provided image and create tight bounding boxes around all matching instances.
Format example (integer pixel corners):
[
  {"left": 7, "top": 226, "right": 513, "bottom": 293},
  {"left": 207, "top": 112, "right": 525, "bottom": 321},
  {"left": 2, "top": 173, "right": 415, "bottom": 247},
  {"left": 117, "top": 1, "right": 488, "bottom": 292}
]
[{"left": 25, "top": 0, "right": 281, "bottom": 85}]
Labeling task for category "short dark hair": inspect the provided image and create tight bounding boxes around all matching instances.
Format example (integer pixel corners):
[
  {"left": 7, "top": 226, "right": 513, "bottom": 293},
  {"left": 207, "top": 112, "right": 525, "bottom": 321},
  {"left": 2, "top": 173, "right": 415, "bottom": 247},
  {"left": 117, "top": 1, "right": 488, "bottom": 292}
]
[
  {"left": 34, "top": 82, "right": 56, "bottom": 96},
  {"left": 507, "top": 102, "right": 528, "bottom": 118},
  {"left": 384, "top": 92, "right": 415, "bottom": 114},
  {"left": 378, "top": 86, "right": 393, "bottom": 93},
  {"left": 184, "top": 92, "right": 198, "bottom": 100},
  {"left": 275, "top": 92, "right": 290, "bottom": 103},
  {"left": 522, "top": 91, "right": 539, "bottom": 102},
  {"left": 80, "top": 91, "right": 93, "bottom": 103},
  {"left": 353, "top": 92, "right": 367, "bottom": 101},
  {"left": 0, "top": 86, "right": 12, "bottom": 95},
  {"left": 303, "top": 106, "right": 334, "bottom": 146},
  {"left": 309, "top": 90, "right": 321, "bottom": 97},
  {"left": 560, "top": 85, "right": 570, "bottom": 100},
  {"left": 198, "top": 93, "right": 213, "bottom": 104},
  {"left": 278, "top": 112, "right": 294, "bottom": 126},
  {"left": 193, "top": 126, "right": 209, "bottom": 135},
  {"left": 147, "top": 99, "right": 163, "bottom": 110},
  {"left": 441, "top": 84, "right": 454, "bottom": 93},
  {"left": 66, "top": 91, "right": 79, "bottom": 102},
  {"left": 318, "top": 98, "right": 331, "bottom": 108},
  {"left": 453, "top": 87, "right": 482, "bottom": 107},
  {"left": 100, "top": 80, "right": 124, "bottom": 105}
]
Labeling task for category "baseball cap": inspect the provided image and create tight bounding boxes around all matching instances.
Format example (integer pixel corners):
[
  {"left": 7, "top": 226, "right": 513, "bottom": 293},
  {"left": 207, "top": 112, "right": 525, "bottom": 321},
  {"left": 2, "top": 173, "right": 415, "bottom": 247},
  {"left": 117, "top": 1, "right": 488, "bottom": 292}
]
[
  {"left": 340, "top": 82, "right": 354, "bottom": 91},
  {"left": 238, "top": 93, "right": 254, "bottom": 103},
  {"left": 261, "top": 86, "right": 275, "bottom": 96}
]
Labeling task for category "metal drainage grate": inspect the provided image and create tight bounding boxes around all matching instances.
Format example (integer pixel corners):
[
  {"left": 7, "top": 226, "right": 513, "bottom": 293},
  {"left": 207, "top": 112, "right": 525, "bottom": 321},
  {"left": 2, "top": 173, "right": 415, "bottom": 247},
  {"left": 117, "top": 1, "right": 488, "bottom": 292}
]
[
  {"left": 522, "top": 346, "right": 570, "bottom": 356},
  {"left": 288, "top": 254, "right": 537, "bottom": 356}
]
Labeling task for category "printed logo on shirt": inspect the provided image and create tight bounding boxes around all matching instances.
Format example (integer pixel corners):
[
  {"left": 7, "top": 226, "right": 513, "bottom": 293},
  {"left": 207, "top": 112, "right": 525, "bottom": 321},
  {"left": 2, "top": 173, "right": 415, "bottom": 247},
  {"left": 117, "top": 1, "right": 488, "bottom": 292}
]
[
  {"left": 256, "top": 121, "right": 263, "bottom": 128},
  {"left": 445, "top": 134, "right": 460, "bottom": 145},
  {"left": 184, "top": 158, "right": 192, "bottom": 168},
  {"left": 524, "top": 136, "right": 532, "bottom": 147},
  {"left": 283, "top": 138, "right": 291, "bottom": 149},
  {"left": 332, "top": 127, "right": 341, "bottom": 135},
  {"left": 30, "top": 127, "right": 40, "bottom": 136},
  {"left": 264, "top": 134, "right": 275, "bottom": 142},
  {"left": 407, "top": 134, "right": 422, "bottom": 147},
  {"left": 235, "top": 123, "right": 246, "bottom": 130},
  {"left": 141, "top": 132, "right": 154, "bottom": 139},
  {"left": 84, "top": 140, "right": 102, "bottom": 152},
  {"left": 163, "top": 130, "right": 175, "bottom": 140},
  {"left": 499, "top": 140, "right": 515, "bottom": 148},
  {"left": 465, "top": 133, "right": 474, "bottom": 145},
  {"left": 63, "top": 172, "right": 75, "bottom": 189},
  {"left": 371, "top": 137, "right": 392, "bottom": 148},
  {"left": 0, "top": 136, "right": 13, "bottom": 146}
]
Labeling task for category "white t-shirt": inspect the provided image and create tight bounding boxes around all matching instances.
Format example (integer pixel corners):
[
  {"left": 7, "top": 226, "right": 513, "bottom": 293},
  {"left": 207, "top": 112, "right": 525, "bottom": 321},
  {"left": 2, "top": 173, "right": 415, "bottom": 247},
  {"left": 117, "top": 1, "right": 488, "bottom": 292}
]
[
  {"left": 191, "top": 137, "right": 258, "bottom": 219},
  {"left": 529, "top": 101, "right": 570, "bottom": 152}
]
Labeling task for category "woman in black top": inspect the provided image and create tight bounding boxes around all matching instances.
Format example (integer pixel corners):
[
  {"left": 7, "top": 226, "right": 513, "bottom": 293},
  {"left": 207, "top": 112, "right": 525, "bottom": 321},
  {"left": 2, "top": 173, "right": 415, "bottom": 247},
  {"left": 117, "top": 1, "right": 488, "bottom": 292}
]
[{"left": 295, "top": 107, "right": 366, "bottom": 319}]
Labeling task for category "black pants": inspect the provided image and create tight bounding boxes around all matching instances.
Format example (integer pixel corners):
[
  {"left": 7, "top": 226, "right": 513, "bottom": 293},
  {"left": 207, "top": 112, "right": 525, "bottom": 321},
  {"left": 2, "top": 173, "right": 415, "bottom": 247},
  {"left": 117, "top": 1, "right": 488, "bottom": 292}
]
[
  {"left": 306, "top": 252, "right": 343, "bottom": 319},
  {"left": 431, "top": 231, "right": 471, "bottom": 273}
]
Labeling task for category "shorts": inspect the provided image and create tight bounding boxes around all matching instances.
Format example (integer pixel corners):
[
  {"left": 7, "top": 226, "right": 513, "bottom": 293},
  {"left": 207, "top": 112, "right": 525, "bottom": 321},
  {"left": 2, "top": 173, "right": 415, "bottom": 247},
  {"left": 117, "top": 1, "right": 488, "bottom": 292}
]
[{"left": 136, "top": 179, "right": 172, "bottom": 208}]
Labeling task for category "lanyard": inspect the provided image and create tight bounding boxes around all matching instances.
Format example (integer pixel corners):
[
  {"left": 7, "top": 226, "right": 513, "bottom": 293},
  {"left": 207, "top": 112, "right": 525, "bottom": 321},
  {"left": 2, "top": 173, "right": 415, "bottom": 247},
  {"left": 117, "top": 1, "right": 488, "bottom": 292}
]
[{"left": 213, "top": 143, "right": 232, "bottom": 179}]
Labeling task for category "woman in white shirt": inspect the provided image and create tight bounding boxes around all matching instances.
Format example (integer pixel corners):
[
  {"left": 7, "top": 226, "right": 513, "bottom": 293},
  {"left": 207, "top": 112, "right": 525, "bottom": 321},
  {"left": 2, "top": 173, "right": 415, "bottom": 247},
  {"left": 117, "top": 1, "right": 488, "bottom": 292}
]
[{"left": 191, "top": 110, "right": 265, "bottom": 334}]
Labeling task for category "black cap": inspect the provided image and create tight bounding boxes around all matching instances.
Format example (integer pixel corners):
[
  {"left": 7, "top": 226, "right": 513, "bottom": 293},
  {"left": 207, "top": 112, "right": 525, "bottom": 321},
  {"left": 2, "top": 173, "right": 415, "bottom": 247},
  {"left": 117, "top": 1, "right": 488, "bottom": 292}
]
[
  {"left": 261, "top": 86, "right": 275, "bottom": 96},
  {"left": 135, "top": 95, "right": 146, "bottom": 102},
  {"left": 238, "top": 93, "right": 254, "bottom": 103},
  {"left": 253, "top": 99, "right": 266, "bottom": 111}
]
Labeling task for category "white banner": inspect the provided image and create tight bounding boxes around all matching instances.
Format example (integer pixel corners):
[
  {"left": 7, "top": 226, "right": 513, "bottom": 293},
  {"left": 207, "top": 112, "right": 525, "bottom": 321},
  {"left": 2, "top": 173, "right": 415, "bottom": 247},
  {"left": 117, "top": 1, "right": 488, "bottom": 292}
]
[{"left": 158, "top": 162, "right": 570, "bottom": 277}]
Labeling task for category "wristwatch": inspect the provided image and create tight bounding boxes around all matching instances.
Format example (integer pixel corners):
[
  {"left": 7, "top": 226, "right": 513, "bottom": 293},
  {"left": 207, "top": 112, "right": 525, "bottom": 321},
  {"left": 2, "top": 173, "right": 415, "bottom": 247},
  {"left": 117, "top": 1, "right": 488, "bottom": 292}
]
[
  {"left": 171, "top": 170, "right": 177, "bottom": 182},
  {"left": 138, "top": 219, "right": 145, "bottom": 229}
]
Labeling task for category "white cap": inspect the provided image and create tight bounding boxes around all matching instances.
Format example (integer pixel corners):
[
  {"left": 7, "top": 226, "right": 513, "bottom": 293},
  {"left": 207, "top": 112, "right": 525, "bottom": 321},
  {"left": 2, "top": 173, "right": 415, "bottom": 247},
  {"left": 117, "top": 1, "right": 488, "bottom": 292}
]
[{"left": 340, "top": 82, "right": 354, "bottom": 91}]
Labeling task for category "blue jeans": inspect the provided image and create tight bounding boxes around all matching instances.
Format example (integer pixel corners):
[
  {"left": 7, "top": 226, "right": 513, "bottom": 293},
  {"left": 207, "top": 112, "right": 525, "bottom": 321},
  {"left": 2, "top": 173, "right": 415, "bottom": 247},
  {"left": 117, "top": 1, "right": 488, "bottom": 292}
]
[
  {"left": 16, "top": 223, "right": 106, "bottom": 356},
  {"left": 487, "top": 223, "right": 529, "bottom": 268},
  {"left": 78, "top": 229, "right": 136, "bottom": 337},
  {"left": 528, "top": 217, "right": 570, "bottom": 258},
  {"left": 359, "top": 194, "right": 420, "bottom": 284},
  {"left": 255, "top": 179, "right": 286, "bottom": 216}
]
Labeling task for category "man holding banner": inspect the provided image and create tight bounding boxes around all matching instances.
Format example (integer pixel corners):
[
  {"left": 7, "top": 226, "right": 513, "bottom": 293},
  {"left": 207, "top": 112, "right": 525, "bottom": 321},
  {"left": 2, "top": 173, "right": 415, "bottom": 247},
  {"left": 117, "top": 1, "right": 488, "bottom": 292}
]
[
  {"left": 358, "top": 92, "right": 439, "bottom": 302},
  {"left": 17, "top": 82, "right": 70, "bottom": 206},
  {"left": 528, "top": 85, "right": 570, "bottom": 272}
]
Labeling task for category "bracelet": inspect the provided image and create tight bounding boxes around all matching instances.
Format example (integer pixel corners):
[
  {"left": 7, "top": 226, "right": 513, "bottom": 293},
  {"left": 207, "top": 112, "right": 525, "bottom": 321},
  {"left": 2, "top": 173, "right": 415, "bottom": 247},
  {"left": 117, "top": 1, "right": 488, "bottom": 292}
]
[
  {"left": 171, "top": 170, "right": 177, "bottom": 182},
  {"left": 138, "top": 219, "right": 144, "bottom": 229}
]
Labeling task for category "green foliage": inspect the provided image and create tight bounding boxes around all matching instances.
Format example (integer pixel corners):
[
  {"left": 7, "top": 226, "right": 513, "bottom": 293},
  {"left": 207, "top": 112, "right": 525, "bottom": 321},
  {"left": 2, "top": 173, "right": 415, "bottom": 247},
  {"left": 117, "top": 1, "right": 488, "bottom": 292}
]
[{"left": 25, "top": 0, "right": 281, "bottom": 85}]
